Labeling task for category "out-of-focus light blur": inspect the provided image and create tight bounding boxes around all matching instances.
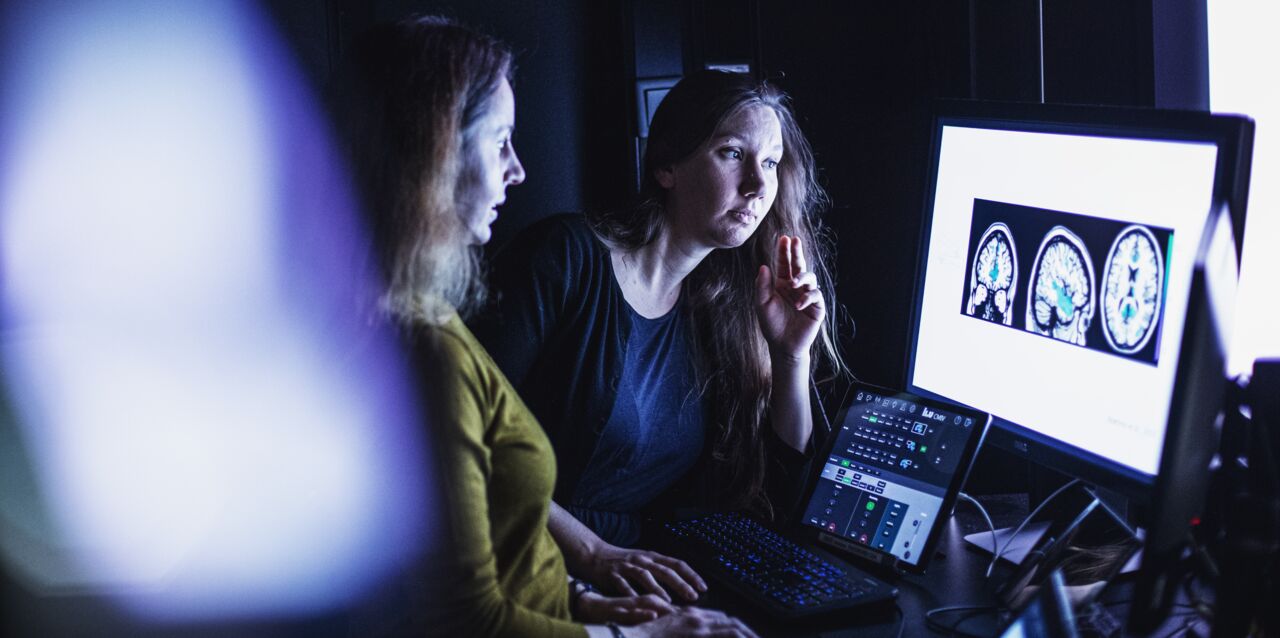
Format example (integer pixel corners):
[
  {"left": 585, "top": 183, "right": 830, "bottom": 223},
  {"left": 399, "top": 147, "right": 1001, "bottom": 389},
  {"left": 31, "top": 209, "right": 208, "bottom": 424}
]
[
  {"left": 0, "top": 0, "right": 433, "bottom": 624},
  {"left": 1208, "top": 2, "right": 1280, "bottom": 375}
]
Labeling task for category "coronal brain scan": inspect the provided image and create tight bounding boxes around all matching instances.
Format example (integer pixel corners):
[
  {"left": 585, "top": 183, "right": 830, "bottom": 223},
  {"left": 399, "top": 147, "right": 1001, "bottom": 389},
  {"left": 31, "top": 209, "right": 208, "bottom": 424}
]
[
  {"left": 1027, "top": 226, "right": 1095, "bottom": 345},
  {"left": 1101, "top": 225, "right": 1164, "bottom": 354},
  {"left": 966, "top": 223, "right": 1018, "bottom": 324}
]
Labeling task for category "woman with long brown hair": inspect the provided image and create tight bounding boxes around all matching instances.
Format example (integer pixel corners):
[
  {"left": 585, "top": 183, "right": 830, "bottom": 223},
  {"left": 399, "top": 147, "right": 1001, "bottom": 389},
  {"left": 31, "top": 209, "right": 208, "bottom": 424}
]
[
  {"left": 347, "top": 16, "right": 757, "bottom": 638},
  {"left": 473, "top": 70, "right": 846, "bottom": 601}
]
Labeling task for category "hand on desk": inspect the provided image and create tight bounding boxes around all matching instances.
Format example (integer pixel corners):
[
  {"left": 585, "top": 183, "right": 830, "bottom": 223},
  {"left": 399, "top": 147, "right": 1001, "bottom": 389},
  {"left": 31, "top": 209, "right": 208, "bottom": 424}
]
[
  {"left": 576, "top": 581, "right": 758, "bottom": 638},
  {"left": 586, "top": 543, "right": 708, "bottom": 603},
  {"left": 623, "top": 607, "right": 760, "bottom": 638},
  {"left": 548, "top": 501, "right": 707, "bottom": 603},
  {"left": 577, "top": 590, "right": 674, "bottom": 624}
]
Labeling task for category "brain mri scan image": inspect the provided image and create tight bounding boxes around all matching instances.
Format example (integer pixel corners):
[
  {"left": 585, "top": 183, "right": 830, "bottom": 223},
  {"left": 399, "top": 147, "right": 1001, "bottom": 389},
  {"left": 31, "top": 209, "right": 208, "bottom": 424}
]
[
  {"left": 966, "top": 223, "right": 1018, "bottom": 324},
  {"left": 1101, "top": 225, "right": 1164, "bottom": 354},
  {"left": 1027, "top": 226, "right": 1095, "bottom": 345}
]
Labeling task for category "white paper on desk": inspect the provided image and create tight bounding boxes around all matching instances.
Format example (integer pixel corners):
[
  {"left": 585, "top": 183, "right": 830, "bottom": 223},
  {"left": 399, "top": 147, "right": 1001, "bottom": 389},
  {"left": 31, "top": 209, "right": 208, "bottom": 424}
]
[
  {"left": 963, "top": 521, "right": 1050, "bottom": 565},
  {"left": 964, "top": 523, "right": 1145, "bottom": 573}
]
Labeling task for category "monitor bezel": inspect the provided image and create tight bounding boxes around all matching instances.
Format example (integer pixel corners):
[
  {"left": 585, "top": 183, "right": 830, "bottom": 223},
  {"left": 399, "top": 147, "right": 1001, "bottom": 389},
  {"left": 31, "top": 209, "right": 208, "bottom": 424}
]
[{"left": 903, "top": 99, "right": 1253, "bottom": 503}]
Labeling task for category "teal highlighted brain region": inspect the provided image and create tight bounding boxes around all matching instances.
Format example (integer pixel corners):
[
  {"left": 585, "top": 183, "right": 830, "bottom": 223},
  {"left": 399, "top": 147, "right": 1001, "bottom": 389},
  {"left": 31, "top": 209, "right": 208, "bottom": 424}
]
[
  {"left": 1027, "top": 226, "right": 1095, "bottom": 346},
  {"left": 1102, "top": 225, "right": 1164, "bottom": 354},
  {"left": 966, "top": 223, "right": 1018, "bottom": 325}
]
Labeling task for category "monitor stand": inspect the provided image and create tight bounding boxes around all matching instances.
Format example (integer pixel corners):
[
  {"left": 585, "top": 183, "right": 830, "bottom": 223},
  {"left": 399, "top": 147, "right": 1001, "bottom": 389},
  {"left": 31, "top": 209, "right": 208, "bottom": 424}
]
[
  {"left": 962, "top": 483, "right": 1142, "bottom": 611},
  {"left": 960, "top": 482, "right": 1143, "bottom": 573},
  {"left": 962, "top": 522, "right": 1143, "bottom": 572}
]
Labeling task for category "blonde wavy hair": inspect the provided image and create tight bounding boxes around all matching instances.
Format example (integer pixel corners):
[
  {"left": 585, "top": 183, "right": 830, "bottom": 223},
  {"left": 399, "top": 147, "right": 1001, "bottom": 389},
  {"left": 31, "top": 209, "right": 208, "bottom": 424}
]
[{"left": 345, "top": 15, "right": 513, "bottom": 326}]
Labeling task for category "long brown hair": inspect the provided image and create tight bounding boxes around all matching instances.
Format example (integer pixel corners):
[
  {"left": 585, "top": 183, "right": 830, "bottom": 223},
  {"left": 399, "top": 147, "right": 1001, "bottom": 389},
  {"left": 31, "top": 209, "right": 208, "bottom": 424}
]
[
  {"left": 588, "top": 71, "right": 849, "bottom": 514},
  {"left": 344, "top": 15, "right": 513, "bottom": 326}
]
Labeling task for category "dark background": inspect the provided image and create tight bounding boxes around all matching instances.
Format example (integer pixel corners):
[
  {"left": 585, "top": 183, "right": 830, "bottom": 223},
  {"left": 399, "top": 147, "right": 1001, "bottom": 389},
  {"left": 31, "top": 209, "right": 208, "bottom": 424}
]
[
  {"left": 262, "top": 0, "right": 1208, "bottom": 499},
  {"left": 261, "top": 0, "right": 1207, "bottom": 500},
  {"left": 262, "top": 0, "right": 1206, "bottom": 389},
  {"left": 0, "top": 1, "right": 1215, "bottom": 634}
]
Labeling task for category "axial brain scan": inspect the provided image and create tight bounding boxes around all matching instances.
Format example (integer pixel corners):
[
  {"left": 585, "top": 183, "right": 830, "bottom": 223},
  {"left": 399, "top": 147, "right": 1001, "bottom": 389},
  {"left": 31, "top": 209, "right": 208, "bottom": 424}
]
[
  {"left": 1101, "top": 225, "right": 1164, "bottom": 354},
  {"left": 1027, "top": 226, "right": 1095, "bottom": 345},
  {"left": 966, "top": 223, "right": 1018, "bottom": 325}
]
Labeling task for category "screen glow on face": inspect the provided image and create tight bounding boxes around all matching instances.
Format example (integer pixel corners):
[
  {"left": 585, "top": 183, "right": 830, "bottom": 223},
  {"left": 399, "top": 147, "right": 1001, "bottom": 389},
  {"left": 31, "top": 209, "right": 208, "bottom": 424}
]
[{"left": 1102, "top": 225, "right": 1164, "bottom": 354}]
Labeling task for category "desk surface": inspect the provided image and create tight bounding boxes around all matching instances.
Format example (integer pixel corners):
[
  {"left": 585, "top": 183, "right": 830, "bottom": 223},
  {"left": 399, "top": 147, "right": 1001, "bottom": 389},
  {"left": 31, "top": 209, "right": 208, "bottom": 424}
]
[
  {"left": 663, "top": 503, "right": 1203, "bottom": 637},
  {"left": 683, "top": 514, "right": 1001, "bottom": 637}
]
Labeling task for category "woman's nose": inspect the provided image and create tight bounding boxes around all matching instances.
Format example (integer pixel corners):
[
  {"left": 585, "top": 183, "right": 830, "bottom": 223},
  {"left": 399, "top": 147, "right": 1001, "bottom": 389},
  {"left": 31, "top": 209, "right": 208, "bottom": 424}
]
[
  {"left": 740, "top": 163, "right": 765, "bottom": 198},
  {"left": 506, "top": 147, "right": 526, "bottom": 186}
]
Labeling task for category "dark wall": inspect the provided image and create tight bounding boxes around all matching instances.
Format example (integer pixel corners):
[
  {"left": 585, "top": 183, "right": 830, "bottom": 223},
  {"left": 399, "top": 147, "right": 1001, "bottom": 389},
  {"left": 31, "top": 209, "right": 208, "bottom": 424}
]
[
  {"left": 264, "top": 0, "right": 1205, "bottom": 387},
  {"left": 754, "top": 3, "right": 973, "bottom": 387},
  {"left": 265, "top": 0, "right": 633, "bottom": 249},
  {"left": 747, "top": 0, "right": 1200, "bottom": 387}
]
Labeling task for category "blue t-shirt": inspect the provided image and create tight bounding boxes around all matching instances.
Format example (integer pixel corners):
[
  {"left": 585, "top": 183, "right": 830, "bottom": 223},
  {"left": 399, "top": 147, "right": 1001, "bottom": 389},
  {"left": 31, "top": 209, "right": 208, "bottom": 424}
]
[{"left": 569, "top": 298, "right": 705, "bottom": 544}]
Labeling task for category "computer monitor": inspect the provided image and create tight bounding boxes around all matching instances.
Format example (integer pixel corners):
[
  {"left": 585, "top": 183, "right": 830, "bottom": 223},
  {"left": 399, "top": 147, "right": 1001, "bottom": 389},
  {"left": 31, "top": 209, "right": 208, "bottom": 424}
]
[
  {"left": 904, "top": 100, "right": 1253, "bottom": 501},
  {"left": 1128, "top": 202, "right": 1241, "bottom": 633}
]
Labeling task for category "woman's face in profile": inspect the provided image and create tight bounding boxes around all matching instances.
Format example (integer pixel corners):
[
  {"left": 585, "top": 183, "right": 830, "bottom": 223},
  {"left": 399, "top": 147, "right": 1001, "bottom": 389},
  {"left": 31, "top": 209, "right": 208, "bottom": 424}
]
[
  {"left": 657, "top": 103, "right": 783, "bottom": 250},
  {"left": 456, "top": 78, "right": 525, "bottom": 245}
]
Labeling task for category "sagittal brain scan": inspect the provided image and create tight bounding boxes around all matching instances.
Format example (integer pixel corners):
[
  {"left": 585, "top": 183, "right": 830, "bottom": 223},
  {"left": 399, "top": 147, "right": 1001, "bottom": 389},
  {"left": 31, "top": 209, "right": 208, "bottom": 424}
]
[
  {"left": 1101, "top": 225, "right": 1164, "bottom": 354},
  {"left": 1027, "top": 227, "right": 1095, "bottom": 346},
  {"left": 966, "top": 223, "right": 1018, "bottom": 324}
]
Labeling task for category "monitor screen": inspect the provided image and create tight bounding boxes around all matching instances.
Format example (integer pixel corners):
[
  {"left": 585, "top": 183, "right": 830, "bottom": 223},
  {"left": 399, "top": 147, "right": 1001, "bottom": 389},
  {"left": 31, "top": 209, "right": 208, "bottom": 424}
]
[{"left": 906, "top": 103, "right": 1250, "bottom": 493}]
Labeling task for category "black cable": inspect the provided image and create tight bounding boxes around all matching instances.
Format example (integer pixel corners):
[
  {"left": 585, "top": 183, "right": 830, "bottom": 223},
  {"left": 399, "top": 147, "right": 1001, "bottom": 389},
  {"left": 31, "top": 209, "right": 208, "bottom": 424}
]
[
  {"left": 957, "top": 492, "right": 998, "bottom": 558},
  {"left": 1180, "top": 573, "right": 1214, "bottom": 620},
  {"left": 1158, "top": 613, "right": 1204, "bottom": 638},
  {"left": 924, "top": 605, "right": 1000, "bottom": 638},
  {"left": 1102, "top": 599, "right": 1195, "bottom": 610},
  {"left": 810, "top": 376, "right": 833, "bottom": 438},
  {"left": 890, "top": 604, "right": 905, "bottom": 638},
  {"left": 987, "top": 479, "right": 1081, "bottom": 578}
]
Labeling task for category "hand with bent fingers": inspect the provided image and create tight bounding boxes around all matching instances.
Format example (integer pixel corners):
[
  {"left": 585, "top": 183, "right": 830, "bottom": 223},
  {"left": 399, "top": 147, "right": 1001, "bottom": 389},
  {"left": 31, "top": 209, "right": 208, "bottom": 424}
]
[
  {"left": 575, "top": 591, "right": 676, "bottom": 625},
  {"left": 755, "top": 234, "right": 826, "bottom": 361},
  {"left": 585, "top": 543, "right": 707, "bottom": 603},
  {"left": 627, "top": 606, "right": 761, "bottom": 638}
]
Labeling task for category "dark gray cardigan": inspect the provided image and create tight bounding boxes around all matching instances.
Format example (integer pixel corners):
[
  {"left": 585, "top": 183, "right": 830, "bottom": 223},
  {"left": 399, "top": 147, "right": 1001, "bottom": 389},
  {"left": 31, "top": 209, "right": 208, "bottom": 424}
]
[{"left": 470, "top": 214, "right": 818, "bottom": 543}]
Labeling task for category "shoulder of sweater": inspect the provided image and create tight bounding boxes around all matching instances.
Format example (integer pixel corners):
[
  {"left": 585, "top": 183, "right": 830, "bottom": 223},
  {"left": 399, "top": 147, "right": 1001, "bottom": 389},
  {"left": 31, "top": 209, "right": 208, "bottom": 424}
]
[{"left": 414, "top": 318, "right": 486, "bottom": 377}]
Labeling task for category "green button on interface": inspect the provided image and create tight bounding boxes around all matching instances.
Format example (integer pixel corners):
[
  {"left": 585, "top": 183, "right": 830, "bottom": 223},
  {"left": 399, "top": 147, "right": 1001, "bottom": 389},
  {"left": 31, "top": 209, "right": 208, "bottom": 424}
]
[
  {"left": 841, "top": 460, "right": 850, "bottom": 467},
  {"left": 866, "top": 501, "right": 876, "bottom": 511},
  {"left": 869, "top": 416, "right": 878, "bottom": 423}
]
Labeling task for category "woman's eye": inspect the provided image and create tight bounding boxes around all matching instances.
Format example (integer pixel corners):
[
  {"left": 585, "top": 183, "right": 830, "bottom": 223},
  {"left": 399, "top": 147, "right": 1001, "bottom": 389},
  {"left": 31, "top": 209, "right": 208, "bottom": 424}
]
[
  {"left": 763, "top": 159, "right": 779, "bottom": 170},
  {"left": 720, "top": 148, "right": 742, "bottom": 160}
]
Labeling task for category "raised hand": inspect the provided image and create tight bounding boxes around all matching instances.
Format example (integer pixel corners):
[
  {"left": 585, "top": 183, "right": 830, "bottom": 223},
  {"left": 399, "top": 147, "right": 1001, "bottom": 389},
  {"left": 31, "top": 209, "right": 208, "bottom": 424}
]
[{"left": 754, "top": 235, "right": 825, "bottom": 361}]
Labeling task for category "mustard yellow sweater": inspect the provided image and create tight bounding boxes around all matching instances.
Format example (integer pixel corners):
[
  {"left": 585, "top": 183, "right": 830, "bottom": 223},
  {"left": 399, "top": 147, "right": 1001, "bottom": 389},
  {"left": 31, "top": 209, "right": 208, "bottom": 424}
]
[{"left": 421, "top": 314, "right": 587, "bottom": 637}]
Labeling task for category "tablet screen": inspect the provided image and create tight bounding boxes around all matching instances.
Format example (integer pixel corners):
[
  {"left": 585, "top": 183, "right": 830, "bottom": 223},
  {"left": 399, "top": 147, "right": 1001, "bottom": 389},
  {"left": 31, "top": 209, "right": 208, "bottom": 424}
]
[{"left": 799, "top": 382, "right": 988, "bottom": 571}]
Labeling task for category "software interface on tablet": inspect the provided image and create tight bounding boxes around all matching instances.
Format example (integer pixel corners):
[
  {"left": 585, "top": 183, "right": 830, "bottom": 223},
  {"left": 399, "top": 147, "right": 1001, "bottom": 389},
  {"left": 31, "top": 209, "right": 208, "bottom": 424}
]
[{"left": 800, "top": 388, "right": 982, "bottom": 567}]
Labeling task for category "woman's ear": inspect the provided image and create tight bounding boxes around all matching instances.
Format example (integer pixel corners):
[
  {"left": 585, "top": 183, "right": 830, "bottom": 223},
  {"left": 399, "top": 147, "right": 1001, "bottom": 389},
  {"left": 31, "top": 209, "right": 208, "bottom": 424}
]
[{"left": 654, "top": 164, "right": 676, "bottom": 189}]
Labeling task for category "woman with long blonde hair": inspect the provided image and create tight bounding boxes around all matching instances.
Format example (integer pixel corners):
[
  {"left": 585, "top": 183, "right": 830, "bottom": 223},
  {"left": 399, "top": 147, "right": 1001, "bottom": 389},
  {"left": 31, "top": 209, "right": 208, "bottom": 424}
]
[{"left": 346, "top": 16, "right": 758, "bottom": 638}]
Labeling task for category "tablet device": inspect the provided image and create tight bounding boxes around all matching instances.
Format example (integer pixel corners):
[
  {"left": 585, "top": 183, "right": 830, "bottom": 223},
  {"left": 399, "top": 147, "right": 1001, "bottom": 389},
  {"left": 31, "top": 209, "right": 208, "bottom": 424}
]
[{"left": 796, "top": 381, "right": 990, "bottom": 573}]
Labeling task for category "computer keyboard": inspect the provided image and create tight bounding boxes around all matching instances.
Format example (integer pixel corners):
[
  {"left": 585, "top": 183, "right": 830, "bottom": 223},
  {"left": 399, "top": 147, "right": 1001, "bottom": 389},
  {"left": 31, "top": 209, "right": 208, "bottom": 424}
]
[{"left": 662, "top": 512, "right": 897, "bottom": 618}]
